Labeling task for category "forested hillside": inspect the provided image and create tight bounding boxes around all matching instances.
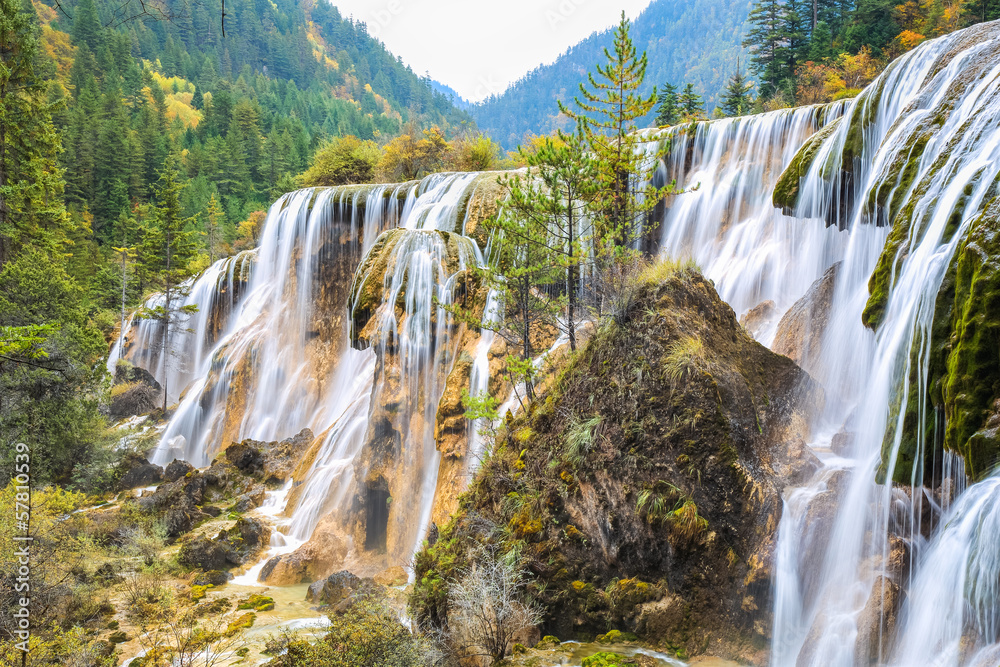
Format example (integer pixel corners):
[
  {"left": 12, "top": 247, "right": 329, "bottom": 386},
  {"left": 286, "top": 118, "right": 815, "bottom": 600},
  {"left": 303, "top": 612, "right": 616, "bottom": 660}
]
[
  {"left": 470, "top": 0, "right": 753, "bottom": 148},
  {"left": 42, "top": 0, "right": 469, "bottom": 243}
]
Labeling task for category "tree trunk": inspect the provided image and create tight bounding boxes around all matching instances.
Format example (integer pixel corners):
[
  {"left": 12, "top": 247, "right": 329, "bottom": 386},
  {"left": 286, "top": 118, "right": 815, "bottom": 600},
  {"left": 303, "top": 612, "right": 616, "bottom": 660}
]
[{"left": 567, "top": 203, "right": 577, "bottom": 352}]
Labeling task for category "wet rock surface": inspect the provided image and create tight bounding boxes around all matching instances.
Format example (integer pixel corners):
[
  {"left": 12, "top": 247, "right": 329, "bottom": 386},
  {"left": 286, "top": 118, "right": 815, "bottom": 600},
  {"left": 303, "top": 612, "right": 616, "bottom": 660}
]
[
  {"left": 260, "top": 519, "right": 348, "bottom": 586},
  {"left": 773, "top": 262, "right": 840, "bottom": 373}
]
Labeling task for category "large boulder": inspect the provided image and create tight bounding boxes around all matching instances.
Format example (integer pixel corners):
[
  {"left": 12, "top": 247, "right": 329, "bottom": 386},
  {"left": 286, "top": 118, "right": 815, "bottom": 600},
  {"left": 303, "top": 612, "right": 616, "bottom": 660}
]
[
  {"left": 306, "top": 570, "right": 360, "bottom": 606},
  {"left": 163, "top": 459, "right": 195, "bottom": 483},
  {"left": 259, "top": 520, "right": 347, "bottom": 586},
  {"left": 224, "top": 442, "right": 264, "bottom": 475},
  {"left": 411, "top": 266, "right": 819, "bottom": 662},
  {"left": 137, "top": 473, "right": 210, "bottom": 537},
  {"left": 177, "top": 517, "right": 270, "bottom": 570},
  {"left": 116, "top": 453, "right": 163, "bottom": 490},
  {"left": 773, "top": 262, "right": 840, "bottom": 373},
  {"left": 110, "top": 363, "right": 163, "bottom": 418}
]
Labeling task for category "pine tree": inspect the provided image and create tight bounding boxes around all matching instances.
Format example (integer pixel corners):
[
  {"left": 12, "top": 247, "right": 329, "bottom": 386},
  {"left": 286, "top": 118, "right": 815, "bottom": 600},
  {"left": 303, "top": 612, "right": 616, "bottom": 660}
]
[
  {"left": 843, "top": 0, "right": 900, "bottom": 54},
  {"left": 558, "top": 11, "right": 662, "bottom": 252},
  {"left": 655, "top": 82, "right": 681, "bottom": 126},
  {"left": 720, "top": 61, "right": 755, "bottom": 117},
  {"left": 679, "top": 83, "right": 705, "bottom": 118},
  {"left": 501, "top": 121, "right": 598, "bottom": 352},
  {"left": 808, "top": 20, "right": 835, "bottom": 60},
  {"left": 137, "top": 157, "right": 198, "bottom": 410},
  {"left": 94, "top": 84, "right": 132, "bottom": 238},
  {"left": 784, "top": 0, "right": 811, "bottom": 96},
  {"left": 203, "top": 194, "right": 224, "bottom": 265},
  {"left": 961, "top": 0, "right": 1000, "bottom": 24},
  {"left": 743, "top": 0, "right": 787, "bottom": 98},
  {"left": 71, "top": 0, "right": 102, "bottom": 52},
  {"left": 0, "top": 0, "right": 73, "bottom": 266},
  {"left": 476, "top": 184, "right": 562, "bottom": 402}
]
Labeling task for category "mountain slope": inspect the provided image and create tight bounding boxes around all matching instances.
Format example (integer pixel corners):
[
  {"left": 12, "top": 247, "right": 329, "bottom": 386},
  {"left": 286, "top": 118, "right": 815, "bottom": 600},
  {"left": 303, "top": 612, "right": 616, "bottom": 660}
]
[{"left": 471, "top": 0, "right": 752, "bottom": 148}]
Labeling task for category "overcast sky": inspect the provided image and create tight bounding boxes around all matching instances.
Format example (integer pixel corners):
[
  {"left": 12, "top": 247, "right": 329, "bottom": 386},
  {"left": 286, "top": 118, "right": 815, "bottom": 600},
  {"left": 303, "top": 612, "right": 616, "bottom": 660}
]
[{"left": 331, "top": 0, "right": 655, "bottom": 102}]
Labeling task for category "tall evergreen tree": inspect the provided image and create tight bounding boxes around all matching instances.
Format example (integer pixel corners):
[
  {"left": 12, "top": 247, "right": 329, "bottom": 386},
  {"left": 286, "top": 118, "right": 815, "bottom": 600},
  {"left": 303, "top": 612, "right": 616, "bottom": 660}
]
[
  {"left": 0, "top": 0, "right": 72, "bottom": 266},
  {"left": 501, "top": 122, "right": 598, "bottom": 352},
  {"left": 558, "top": 11, "right": 662, "bottom": 252},
  {"left": 203, "top": 194, "right": 223, "bottom": 265},
  {"left": 655, "top": 82, "right": 681, "bottom": 126},
  {"left": 961, "top": 0, "right": 1000, "bottom": 24},
  {"left": 743, "top": 0, "right": 787, "bottom": 98},
  {"left": 71, "top": 0, "right": 103, "bottom": 52},
  {"left": 679, "top": 83, "right": 705, "bottom": 118},
  {"left": 808, "top": 20, "right": 835, "bottom": 60},
  {"left": 720, "top": 61, "right": 755, "bottom": 117},
  {"left": 137, "top": 157, "right": 198, "bottom": 410},
  {"left": 784, "top": 0, "right": 811, "bottom": 93},
  {"left": 843, "top": 0, "right": 900, "bottom": 53}
]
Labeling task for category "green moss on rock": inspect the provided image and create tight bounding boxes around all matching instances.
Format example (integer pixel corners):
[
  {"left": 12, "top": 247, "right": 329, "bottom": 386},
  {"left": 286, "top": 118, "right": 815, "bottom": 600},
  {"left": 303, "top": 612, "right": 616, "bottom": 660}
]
[{"left": 773, "top": 117, "right": 842, "bottom": 214}]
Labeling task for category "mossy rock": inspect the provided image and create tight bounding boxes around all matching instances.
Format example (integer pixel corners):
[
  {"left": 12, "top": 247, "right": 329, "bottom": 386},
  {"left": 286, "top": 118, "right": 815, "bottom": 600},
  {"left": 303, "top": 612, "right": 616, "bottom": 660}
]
[
  {"left": 879, "top": 195, "right": 1000, "bottom": 483},
  {"left": 226, "top": 612, "right": 256, "bottom": 634},
  {"left": 237, "top": 593, "right": 275, "bottom": 612},
  {"left": 191, "top": 584, "right": 213, "bottom": 601},
  {"left": 536, "top": 635, "right": 561, "bottom": 649},
  {"left": 581, "top": 652, "right": 636, "bottom": 667},
  {"left": 773, "top": 117, "right": 842, "bottom": 214},
  {"left": 108, "top": 630, "right": 128, "bottom": 644}
]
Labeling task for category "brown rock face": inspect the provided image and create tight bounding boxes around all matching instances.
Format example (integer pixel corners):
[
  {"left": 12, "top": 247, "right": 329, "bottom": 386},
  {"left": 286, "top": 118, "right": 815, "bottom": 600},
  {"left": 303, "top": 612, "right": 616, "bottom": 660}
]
[
  {"left": 854, "top": 575, "right": 900, "bottom": 665},
  {"left": 260, "top": 524, "right": 349, "bottom": 586},
  {"left": 740, "top": 300, "right": 777, "bottom": 339},
  {"left": 774, "top": 262, "right": 841, "bottom": 372}
]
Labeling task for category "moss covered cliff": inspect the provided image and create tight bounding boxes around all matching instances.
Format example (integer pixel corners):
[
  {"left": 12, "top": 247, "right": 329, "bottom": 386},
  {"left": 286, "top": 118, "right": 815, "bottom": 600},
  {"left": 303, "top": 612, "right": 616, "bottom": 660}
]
[{"left": 410, "top": 265, "right": 819, "bottom": 662}]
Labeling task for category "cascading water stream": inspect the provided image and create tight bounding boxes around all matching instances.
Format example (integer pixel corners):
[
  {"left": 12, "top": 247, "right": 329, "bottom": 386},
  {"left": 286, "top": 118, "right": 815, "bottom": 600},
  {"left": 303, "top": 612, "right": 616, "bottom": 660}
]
[
  {"left": 648, "top": 20, "right": 1000, "bottom": 667},
  {"left": 654, "top": 101, "right": 849, "bottom": 344},
  {"left": 117, "top": 173, "right": 493, "bottom": 580}
]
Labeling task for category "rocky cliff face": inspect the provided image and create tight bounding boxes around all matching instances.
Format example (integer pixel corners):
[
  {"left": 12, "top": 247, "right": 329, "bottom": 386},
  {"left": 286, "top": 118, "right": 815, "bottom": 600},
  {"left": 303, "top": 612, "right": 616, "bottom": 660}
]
[{"left": 411, "top": 264, "right": 820, "bottom": 662}]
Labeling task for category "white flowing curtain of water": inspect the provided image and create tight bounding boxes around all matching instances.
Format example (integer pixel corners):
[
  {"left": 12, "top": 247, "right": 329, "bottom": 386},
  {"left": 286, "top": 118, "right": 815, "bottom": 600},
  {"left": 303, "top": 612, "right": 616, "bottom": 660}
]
[
  {"left": 110, "top": 251, "right": 255, "bottom": 401},
  {"left": 655, "top": 102, "right": 849, "bottom": 344},
  {"left": 764, "top": 27, "right": 1000, "bottom": 667},
  {"left": 648, "top": 20, "right": 1000, "bottom": 667}
]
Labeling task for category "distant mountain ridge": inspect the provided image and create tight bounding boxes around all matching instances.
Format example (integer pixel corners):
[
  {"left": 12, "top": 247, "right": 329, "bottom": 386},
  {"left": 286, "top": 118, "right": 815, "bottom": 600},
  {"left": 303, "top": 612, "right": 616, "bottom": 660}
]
[
  {"left": 471, "top": 0, "right": 753, "bottom": 149},
  {"left": 430, "top": 80, "right": 472, "bottom": 111}
]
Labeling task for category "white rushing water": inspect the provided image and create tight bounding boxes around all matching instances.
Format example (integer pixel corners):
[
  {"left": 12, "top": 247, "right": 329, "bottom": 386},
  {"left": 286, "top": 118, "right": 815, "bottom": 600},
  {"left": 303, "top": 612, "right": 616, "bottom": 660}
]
[
  {"left": 117, "top": 174, "right": 491, "bottom": 576},
  {"left": 110, "top": 19, "right": 1000, "bottom": 661},
  {"left": 640, "top": 20, "right": 1000, "bottom": 667}
]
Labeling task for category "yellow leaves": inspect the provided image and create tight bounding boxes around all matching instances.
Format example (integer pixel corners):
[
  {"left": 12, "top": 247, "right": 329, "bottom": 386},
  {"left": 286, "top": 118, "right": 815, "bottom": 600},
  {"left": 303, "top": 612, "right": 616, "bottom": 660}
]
[
  {"left": 41, "top": 26, "right": 75, "bottom": 83},
  {"left": 190, "top": 584, "right": 213, "bottom": 601},
  {"left": 894, "top": 0, "right": 962, "bottom": 39},
  {"left": 796, "top": 47, "right": 886, "bottom": 105},
  {"left": 236, "top": 211, "right": 266, "bottom": 249},
  {"left": 894, "top": 29, "right": 928, "bottom": 52}
]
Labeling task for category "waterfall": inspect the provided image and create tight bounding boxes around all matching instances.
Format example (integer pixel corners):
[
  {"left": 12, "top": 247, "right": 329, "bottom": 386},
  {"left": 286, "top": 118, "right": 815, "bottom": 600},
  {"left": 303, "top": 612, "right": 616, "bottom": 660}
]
[
  {"left": 646, "top": 19, "right": 1000, "bottom": 666},
  {"left": 116, "top": 173, "right": 496, "bottom": 577}
]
